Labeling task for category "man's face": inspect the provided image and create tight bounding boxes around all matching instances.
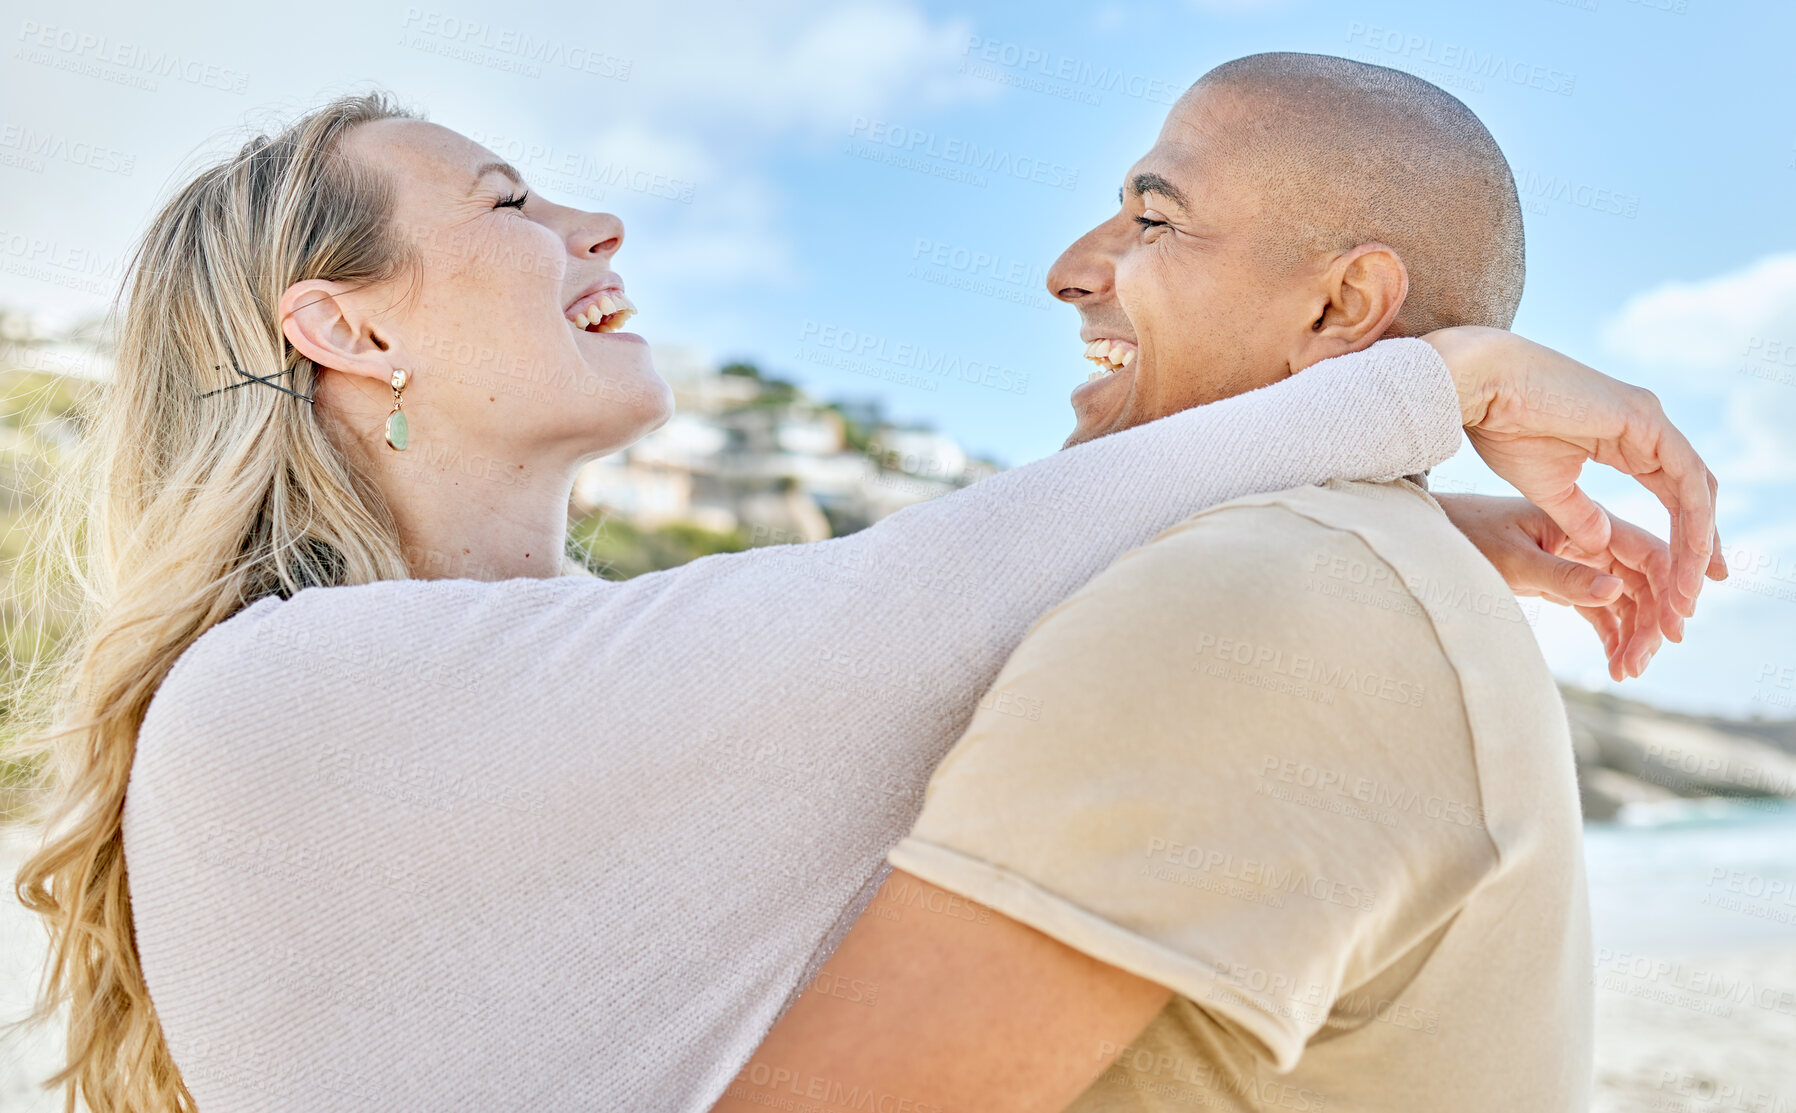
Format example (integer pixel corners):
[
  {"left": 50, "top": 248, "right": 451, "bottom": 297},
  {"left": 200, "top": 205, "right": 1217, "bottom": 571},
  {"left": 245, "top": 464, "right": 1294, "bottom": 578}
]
[{"left": 1046, "top": 87, "right": 1321, "bottom": 448}]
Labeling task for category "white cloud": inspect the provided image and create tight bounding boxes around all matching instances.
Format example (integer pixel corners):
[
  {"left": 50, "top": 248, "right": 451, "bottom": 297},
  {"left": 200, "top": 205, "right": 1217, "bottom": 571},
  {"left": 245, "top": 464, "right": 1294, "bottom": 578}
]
[
  {"left": 439, "top": 1, "right": 989, "bottom": 292},
  {"left": 428, "top": 0, "right": 992, "bottom": 290},
  {"left": 1723, "top": 384, "right": 1796, "bottom": 483},
  {"left": 1600, "top": 252, "right": 1796, "bottom": 378},
  {"left": 622, "top": 0, "right": 988, "bottom": 139},
  {"left": 1598, "top": 253, "right": 1796, "bottom": 481}
]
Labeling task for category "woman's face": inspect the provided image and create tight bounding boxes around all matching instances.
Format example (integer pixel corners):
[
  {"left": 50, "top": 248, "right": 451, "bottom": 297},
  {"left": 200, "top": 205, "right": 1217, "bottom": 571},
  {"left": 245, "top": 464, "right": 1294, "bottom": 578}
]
[{"left": 334, "top": 118, "right": 672, "bottom": 465}]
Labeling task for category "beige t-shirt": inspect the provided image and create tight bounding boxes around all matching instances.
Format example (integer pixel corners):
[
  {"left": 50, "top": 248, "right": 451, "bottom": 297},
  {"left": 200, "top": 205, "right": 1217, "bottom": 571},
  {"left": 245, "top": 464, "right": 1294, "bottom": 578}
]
[{"left": 887, "top": 478, "right": 1593, "bottom": 1112}]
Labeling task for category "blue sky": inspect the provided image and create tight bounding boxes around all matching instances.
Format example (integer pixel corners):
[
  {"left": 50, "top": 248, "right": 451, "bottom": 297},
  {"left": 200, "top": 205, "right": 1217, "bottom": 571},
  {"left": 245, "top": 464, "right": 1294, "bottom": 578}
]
[{"left": 1, "top": 0, "right": 1790, "bottom": 716}]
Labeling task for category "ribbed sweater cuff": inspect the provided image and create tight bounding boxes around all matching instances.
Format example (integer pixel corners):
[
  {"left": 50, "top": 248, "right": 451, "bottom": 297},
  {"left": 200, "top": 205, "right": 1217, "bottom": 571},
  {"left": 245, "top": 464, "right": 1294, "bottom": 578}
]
[{"left": 1361, "top": 336, "right": 1464, "bottom": 480}]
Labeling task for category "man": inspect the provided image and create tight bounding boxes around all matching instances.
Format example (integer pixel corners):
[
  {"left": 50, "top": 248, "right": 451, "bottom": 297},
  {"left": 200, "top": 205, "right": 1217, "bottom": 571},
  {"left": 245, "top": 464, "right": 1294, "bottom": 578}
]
[{"left": 718, "top": 53, "right": 1614, "bottom": 1112}]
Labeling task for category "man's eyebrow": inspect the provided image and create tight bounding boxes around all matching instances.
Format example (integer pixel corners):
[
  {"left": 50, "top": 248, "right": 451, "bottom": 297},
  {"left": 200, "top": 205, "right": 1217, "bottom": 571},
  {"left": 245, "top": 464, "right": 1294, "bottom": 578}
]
[
  {"left": 1125, "top": 172, "right": 1189, "bottom": 209},
  {"left": 468, "top": 160, "right": 525, "bottom": 193}
]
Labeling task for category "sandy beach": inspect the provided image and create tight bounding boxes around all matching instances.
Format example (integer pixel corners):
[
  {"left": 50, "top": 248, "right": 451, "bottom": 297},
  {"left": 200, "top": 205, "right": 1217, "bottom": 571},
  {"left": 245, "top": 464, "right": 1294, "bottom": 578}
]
[{"left": 1592, "top": 944, "right": 1796, "bottom": 1112}]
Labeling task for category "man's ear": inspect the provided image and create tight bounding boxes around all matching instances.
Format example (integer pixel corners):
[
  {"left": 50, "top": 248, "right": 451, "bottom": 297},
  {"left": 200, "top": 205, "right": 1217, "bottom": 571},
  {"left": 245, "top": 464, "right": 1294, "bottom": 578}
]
[
  {"left": 1289, "top": 242, "right": 1408, "bottom": 371},
  {"left": 279, "top": 279, "right": 395, "bottom": 388}
]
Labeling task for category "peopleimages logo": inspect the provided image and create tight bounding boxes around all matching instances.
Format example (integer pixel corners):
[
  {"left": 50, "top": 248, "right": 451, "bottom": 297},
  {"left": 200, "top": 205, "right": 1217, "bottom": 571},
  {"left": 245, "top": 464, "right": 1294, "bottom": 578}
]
[
  {"left": 905, "top": 237, "right": 1056, "bottom": 311},
  {"left": 960, "top": 35, "right": 1181, "bottom": 106},
  {"left": 464, "top": 128, "right": 695, "bottom": 204},
  {"left": 398, "top": 8, "right": 632, "bottom": 80},
  {"left": 1516, "top": 169, "right": 1640, "bottom": 219},
  {"left": 847, "top": 117, "right": 1079, "bottom": 192},
  {"left": 1344, "top": 22, "right": 1576, "bottom": 96},
  {"left": 910, "top": 238, "right": 1047, "bottom": 290},
  {"left": 797, "top": 320, "right": 1030, "bottom": 396},
  {"left": 14, "top": 20, "right": 250, "bottom": 94},
  {"left": 0, "top": 121, "right": 135, "bottom": 175}
]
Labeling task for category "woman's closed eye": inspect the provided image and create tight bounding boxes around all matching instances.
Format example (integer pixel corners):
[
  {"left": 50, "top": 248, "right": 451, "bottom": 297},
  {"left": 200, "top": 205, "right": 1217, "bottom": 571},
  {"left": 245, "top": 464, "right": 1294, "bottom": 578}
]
[{"left": 494, "top": 191, "right": 530, "bottom": 211}]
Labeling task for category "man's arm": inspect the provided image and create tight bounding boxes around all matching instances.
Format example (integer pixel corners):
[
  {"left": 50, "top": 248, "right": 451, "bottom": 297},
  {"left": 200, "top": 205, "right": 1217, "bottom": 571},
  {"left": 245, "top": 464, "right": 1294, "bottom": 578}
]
[{"left": 711, "top": 869, "right": 1171, "bottom": 1113}]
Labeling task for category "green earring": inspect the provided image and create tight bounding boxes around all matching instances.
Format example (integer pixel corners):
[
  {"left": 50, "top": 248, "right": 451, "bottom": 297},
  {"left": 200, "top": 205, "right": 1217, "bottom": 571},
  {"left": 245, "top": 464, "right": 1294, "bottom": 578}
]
[{"left": 384, "top": 367, "right": 410, "bottom": 451}]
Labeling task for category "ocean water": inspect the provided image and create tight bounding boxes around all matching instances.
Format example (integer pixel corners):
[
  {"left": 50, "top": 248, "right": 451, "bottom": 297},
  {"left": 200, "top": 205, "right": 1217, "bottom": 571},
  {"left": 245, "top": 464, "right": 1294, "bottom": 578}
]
[{"left": 1584, "top": 798, "right": 1796, "bottom": 957}]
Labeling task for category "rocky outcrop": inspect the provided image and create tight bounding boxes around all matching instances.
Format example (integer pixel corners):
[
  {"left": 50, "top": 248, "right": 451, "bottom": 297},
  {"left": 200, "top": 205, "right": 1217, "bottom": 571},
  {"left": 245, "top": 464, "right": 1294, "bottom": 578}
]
[{"left": 1561, "top": 686, "right": 1796, "bottom": 821}]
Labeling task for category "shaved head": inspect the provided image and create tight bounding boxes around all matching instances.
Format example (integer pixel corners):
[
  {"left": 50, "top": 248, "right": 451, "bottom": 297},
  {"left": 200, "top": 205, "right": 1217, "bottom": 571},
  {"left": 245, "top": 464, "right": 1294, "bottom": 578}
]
[{"left": 1189, "top": 52, "right": 1525, "bottom": 334}]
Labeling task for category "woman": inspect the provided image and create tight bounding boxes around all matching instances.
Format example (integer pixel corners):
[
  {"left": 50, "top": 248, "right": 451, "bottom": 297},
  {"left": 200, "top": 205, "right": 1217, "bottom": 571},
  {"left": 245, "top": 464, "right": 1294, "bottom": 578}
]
[{"left": 8, "top": 91, "right": 1714, "bottom": 1112}]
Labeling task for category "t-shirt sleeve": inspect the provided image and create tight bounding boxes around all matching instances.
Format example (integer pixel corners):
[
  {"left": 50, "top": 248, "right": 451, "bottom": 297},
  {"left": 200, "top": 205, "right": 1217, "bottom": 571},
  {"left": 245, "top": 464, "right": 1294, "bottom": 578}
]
[{"left": 886, "top": 501, "right": 1500, "bottom": 1072}]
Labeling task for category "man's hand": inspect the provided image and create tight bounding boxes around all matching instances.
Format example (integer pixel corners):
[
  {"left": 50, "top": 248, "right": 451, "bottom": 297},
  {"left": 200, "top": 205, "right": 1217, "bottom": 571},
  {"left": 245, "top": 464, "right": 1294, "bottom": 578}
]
[
  {"left": 1424, "top": 326, "right": 1720, "bottom": 633},
  {"left": 1437, "top": 493, "right": 1728, "bottom": 681}
]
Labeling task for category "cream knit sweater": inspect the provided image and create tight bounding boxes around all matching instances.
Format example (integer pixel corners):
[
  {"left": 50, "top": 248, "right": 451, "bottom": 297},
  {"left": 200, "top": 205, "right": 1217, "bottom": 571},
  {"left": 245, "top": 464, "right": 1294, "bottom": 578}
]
[{"left": 120, "top": 338, "right": 1463, "bottom": 1112}]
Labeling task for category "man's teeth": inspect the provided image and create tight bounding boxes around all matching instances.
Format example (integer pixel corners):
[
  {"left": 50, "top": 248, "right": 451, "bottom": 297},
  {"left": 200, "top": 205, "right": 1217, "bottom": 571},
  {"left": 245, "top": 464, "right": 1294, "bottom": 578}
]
[
  {"left": 568, "top": 292, "right": 638, "bottom": 332},
  {"left": 1082, "top": 339, "right": 1137, "bottom": 378}
]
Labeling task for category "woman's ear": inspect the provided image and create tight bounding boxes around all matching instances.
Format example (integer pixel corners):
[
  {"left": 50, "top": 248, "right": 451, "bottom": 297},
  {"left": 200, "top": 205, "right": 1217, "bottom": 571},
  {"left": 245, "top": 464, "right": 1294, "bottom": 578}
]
[
  {"left": 279, "top": 279, "right": 394, "bottom": 387},
  {"left": 1289, "top": 242, "right": 1409, "bottom": 369}
]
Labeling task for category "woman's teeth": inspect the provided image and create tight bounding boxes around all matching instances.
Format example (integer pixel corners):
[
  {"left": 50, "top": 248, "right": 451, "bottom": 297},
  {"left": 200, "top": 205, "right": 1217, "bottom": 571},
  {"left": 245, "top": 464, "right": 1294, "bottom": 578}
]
[
  {"left": 1083, "top": 339, "right": 1137, "bottom": 382},
  {"left": 568, "top": 292, "right": 638, "bottom": 332}
]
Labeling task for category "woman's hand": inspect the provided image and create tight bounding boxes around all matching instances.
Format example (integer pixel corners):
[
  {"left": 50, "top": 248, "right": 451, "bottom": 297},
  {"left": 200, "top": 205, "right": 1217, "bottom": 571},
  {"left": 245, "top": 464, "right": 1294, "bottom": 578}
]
[
  {"left": 1436, "top": 492, "right": 1727, "bottom": 681},
  {"left": 1424, "top": 326, "right": 1720, "bottom": 632}
]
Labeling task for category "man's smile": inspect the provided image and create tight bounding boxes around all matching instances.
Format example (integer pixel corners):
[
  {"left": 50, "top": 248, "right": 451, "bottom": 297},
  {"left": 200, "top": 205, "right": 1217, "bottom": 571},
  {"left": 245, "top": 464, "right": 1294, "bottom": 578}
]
[{"left": 1083, "top": 337, "right": 1140, "bottom": 382}]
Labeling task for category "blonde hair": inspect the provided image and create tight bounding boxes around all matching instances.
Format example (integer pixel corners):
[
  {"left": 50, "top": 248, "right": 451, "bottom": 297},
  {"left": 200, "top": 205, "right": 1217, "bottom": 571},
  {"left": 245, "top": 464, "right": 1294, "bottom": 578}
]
[{"left": 8, "top": 88, "right": 590, "bottom": 1111}]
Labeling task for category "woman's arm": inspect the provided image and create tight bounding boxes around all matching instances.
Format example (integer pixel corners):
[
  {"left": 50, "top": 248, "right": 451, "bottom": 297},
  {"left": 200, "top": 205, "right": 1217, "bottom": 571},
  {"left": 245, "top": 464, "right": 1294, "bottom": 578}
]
[
  {"left": 806, "top": 337, "right": 1462, "bottom": 624},
  {"left": 606, "top": 336, "right": 1463, "bottom": 780},
  {"left": 604, "top": 330, "right": 1716, "bottom": 795},
  {"left": 1428, "top": 324, "right": 1719, "bottom": 622}
]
